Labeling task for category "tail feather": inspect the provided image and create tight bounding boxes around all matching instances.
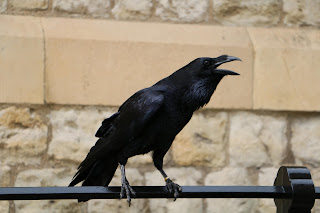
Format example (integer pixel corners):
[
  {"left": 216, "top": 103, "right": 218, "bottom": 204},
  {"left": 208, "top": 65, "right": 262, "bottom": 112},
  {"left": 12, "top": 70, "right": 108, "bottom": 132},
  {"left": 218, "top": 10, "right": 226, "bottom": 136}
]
[{"left": 69, "top": 157, "right": 118, "bottom": 202}]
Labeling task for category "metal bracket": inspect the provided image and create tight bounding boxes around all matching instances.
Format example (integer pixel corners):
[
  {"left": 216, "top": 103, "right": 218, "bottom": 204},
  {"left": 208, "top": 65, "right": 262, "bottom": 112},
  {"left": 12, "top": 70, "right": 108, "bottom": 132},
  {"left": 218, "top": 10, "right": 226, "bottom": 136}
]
[{"left": 274, "top": 166, "right": 315, "bottom": 213}]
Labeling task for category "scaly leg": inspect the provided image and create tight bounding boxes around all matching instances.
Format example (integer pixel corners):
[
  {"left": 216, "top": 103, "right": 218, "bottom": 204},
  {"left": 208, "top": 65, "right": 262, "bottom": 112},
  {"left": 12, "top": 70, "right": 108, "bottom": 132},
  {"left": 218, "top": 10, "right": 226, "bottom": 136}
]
[
  {"left": 159, "top": 169, "right": 182, "bottom": 201},
  {"left": 119, "top": 164, "right": 136, "bottom": 206}
]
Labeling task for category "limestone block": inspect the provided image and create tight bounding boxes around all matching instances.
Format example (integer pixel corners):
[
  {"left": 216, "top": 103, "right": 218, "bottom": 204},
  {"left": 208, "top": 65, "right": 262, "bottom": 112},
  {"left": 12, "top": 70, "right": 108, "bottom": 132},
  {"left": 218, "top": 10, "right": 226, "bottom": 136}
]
[
  {"left": 88, "top": 168, "right": 146, "bottom": 213},
  {"left": 146, "top": 167, "right": 203, "bottom": 213},
  {"left": 283, "top": 0, "right": 320, "bottom": 27},
  {"left": 172, "top": 112, "right": 228, "bottom": 167},
  {"left": 88, "top": 199, "right": 147, "bottom": 213},
  {"left": 248, "top": 27, "right": 320, "bottom": 111},
  {"left": 48, "top": 108, "right": 115, "bottom": 163},
  {"left": 205, "top": 167, "right": 257, "bottom": 213},
  {"left": 86, "top": 0, "right": 111, "bottom": 17},
  {"left": 0, "top": 107, "right": 47, "bottom": 165},
  {"left": 256, "top": 167, "right": 278, "bottom": 213},
  {"left": 0, "top": 15, "right": 44, "bottom": 104},
  {"left": 313, "top": 200, "right": 320, "bottom": 213},
  {"left": 15, "top": 168, "right": 86, "bottom": 213},
  {"left": 112, "top": 0, "right": 152, "bottom": 20},
  {"left": 10, "top": 0, "right": 48, "bottom": 10},
  {"left": 15, "top": 168, "right": 73, "bottom": 187},
  {"left": 0, "top": 202, "right": 9, "bottom": 213},
  {"left": 0, "top": 164, "right": 10, "bottom": 187},
  {"left": 205, "top": 167, "right": 252, "bottom": 186},
  {"left": 53, "top": 0, "right": 110, "bottom": 17},
  {"left": 43, "top": 17, "right": 253, "bottom": 109},
  {"left": 156, "top": 0, "right": 208, "bottom": 22},
  {"left": 258, "top": 167, "right": 278, "bottom": 186},
  {"left": 212, "top": 0, "right": 280, "bottom": 26},
  {"left": 229, "top": 112, "right": 288, "bottom": 167},
  {"left": 0, "top": 0, "right": 7, "bottom": 12},
  {"left": 291, "top": 116, "right": 320, "bottom": 166}
]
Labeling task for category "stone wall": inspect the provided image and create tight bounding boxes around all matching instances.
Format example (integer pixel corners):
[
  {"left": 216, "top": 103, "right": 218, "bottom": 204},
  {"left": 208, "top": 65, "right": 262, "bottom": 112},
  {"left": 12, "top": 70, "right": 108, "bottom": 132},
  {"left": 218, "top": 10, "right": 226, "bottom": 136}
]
[
  {"left": 0, "top": 0, "right": 319, "bottom": 28},
  {"left": 0, "top": 0, "right": 320, "bottom": 212},
  {"left": 0, "top": 105, "right": 320, "bottom": 213}
]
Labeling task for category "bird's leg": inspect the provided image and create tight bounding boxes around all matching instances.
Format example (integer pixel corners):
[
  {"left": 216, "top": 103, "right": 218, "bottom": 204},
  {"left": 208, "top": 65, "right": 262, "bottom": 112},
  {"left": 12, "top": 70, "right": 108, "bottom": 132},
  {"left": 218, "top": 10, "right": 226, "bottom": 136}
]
[
  {"left": 119, "top": 164, "right": 135, "bottom": 206},
  {"left": 159, "top": 169, "right": 182, "bottom": 201}
]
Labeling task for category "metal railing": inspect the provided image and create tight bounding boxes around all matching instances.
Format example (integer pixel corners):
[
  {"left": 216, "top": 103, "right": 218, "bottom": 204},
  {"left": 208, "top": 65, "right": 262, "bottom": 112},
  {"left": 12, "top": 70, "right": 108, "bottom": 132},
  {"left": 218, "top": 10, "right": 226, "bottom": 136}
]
[{"left": 0, "top": 166, "right": 319, "bottom": 212}]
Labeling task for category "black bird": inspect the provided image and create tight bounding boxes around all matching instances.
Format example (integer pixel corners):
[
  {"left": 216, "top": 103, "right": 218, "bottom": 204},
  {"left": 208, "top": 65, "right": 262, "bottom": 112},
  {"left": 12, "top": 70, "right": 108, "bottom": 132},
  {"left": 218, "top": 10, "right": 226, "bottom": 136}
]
[{"left": 69, "top": 55, "right": 241, "bottom": 205}]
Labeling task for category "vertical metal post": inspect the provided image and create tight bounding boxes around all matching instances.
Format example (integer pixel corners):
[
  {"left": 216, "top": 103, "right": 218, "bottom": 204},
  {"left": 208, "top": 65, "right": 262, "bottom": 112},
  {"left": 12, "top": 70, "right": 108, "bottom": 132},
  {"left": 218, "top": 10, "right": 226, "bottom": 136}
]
[{"left": 274, "top": 166, "right": 315, "bottom": 213}]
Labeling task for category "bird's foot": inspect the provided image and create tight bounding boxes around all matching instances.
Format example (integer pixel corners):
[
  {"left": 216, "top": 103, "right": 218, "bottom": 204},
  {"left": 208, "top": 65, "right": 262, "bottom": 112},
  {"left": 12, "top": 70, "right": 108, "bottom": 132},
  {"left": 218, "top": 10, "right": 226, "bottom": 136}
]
[
  {"left": 165, "top": 178, "right": 182, "bottom": 201},
  {"left": 120, "top": 178, "right": 136, "bottom": 206}
]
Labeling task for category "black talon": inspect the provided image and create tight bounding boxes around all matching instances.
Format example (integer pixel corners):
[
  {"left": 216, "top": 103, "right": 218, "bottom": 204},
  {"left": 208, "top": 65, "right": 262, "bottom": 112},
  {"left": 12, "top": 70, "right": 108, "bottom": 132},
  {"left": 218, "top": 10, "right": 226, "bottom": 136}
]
[
  {"left": 120, "top": 164, "right": 135, "bottom": 206},
  {"left": 165, "top": 178, "right": 182, "bottom": 201}
]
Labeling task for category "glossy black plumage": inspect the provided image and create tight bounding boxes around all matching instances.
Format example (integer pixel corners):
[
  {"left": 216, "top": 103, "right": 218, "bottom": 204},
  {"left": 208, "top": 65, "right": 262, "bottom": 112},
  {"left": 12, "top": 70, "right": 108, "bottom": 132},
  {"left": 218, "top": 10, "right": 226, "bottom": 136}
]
[{"left": 69, "top": 55, "right": 240, "bottom": 204}]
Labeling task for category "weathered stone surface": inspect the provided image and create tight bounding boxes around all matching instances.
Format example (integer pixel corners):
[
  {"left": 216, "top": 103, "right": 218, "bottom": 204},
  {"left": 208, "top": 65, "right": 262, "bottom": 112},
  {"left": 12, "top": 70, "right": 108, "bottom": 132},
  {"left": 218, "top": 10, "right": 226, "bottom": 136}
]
[
  {"left": 10, "top": 0, "right": 48, "bottom": 10},
  {"left": 258, "top": 167, "right": 278, "bottom": 186},
  {"left": 0, "top": 107, "right": 47, "bottom": 165},
  {"left": 0, "top": 202, "right": 9, "bottom": 213},
  {"left": 88, "top": 168, "right": 145, "bottom": 212},
  {"left": 313, "top": 200, "right": 320, "bottom": 213},
  {"left": 146, "top": 167, "right": 203, "bottom": 213},
  {"left": 48, "top": 108, "right": 115, "bottom": 163},
  {"left": 205, "top": 167, "right": 257, "bottom": 213},
  {"left": 205, "top": 167, "right": 252, "bottom": 186},
  {"left": 15, "top": 168, "right": 73, "bottom": 187},
  {"left": 86, "top": 0, "right": 111, "bottom": 17},
  {"left": 156, "top": 0, "right": 208, "bottom": 22},
  {"left": 172, "top": 112, "right": 228, "bottom": 167},
  {"left": 88, "top": 199, "right": 147, "bottom": 213},
  {"left": 0, "top": 0, "right": 7, "bottom": 13},
  {"left": 248, "top": 27, "right": 320, "bottom": 111},
  {"left": 283, "top": 0, "right": 320, "bottom": 27},
  {"left": 112, "top": 0, "right": 152, "bottom": 20},
  {"left": 146, "top": 167, "right": 202, "bottom": 185},
  {"left": 256, "top": 167, "right": 278, "bottom": 213},
  {"left": 229, "top": 112, "right": 287, "bottom": 167},
  {"left": 291, "top": 116, "right": 320, "bottom": 166},
  {"left": 212, "top": 0, "right": 280, "bottom": 26},
  {"left": 0, "top": 106, "right": 44, "bottom": 128},
  {"left": 52, "top": 0, "right": 87, "bottom": 13},
  {"left": 15, "top": 168, "right": 86, "bottom": 213},
  {"left": 53, "top": 0, "right": 110, "bottom": 17},
  {"left": 0, "top": 164, "right": 10, "bottom": 187},
  {"left": 43, "top": 15, "right": 252, "bottom": 109},
  {"left": 0, "top": 15, "right": 44, "bottom": 104}
]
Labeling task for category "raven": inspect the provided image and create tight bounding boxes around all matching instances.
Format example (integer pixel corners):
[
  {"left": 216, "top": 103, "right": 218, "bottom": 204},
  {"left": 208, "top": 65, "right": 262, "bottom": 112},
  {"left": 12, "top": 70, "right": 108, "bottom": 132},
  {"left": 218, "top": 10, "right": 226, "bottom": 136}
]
[{"left": 69, "top": 55, "right": 241, "bottom": 205}]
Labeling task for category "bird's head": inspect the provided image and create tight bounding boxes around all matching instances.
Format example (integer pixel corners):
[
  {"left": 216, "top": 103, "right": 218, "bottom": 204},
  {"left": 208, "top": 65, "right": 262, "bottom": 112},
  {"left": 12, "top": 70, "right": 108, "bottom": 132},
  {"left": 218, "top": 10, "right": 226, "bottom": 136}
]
[
  {"left": 168, "top": 55, "right": 241, "bottom": 110},
  {"left": 190, "top": 55, "right": 241, "bottom": 78}
]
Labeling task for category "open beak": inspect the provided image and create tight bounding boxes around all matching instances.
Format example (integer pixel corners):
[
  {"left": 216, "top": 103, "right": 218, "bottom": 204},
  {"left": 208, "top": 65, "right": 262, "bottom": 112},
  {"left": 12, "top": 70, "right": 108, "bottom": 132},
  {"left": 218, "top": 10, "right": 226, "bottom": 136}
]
[{"left": 213, "top": 56, "right": 241, "bottom": 75}]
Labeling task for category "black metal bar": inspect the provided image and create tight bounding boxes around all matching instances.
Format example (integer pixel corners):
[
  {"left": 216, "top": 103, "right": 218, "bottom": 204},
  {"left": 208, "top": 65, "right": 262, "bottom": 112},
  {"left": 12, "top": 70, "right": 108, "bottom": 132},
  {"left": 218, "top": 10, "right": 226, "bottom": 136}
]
[
  {"left": 0, "top": 166, "right": 319, "bottom": 213},
  {"left": 0, "top": 186, "right": 297, "bottom": 200}
]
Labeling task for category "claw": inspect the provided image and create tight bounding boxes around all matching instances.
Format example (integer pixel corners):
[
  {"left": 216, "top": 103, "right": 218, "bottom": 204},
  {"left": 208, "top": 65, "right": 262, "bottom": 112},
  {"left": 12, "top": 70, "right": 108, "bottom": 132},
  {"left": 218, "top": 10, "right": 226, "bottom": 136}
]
[
  {"left": 120, "top": 183, "right": 125, "bottom": 200},
  {"left": 119, "top": 164, "right": 135, "bottom": 207},
  {"left": 120, "top": 178, "right": 135, "bottom": 206},
  {"left": 165, "top": 178, "right": 182, "bottom": 201}
]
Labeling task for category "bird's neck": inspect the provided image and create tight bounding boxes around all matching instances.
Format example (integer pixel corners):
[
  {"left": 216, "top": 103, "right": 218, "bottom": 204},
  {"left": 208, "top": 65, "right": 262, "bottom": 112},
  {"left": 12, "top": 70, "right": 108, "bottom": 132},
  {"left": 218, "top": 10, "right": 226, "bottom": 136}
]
[{"left": 181, "top": 78, "right": 222, "bottom": 112}]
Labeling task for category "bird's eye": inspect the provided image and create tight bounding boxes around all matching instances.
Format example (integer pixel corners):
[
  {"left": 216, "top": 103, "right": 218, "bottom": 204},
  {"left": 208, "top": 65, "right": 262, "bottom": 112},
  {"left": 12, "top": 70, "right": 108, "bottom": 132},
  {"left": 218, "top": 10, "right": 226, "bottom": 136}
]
[{"left": 203, "top": 60, "right": 210, "bottom": 66}]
